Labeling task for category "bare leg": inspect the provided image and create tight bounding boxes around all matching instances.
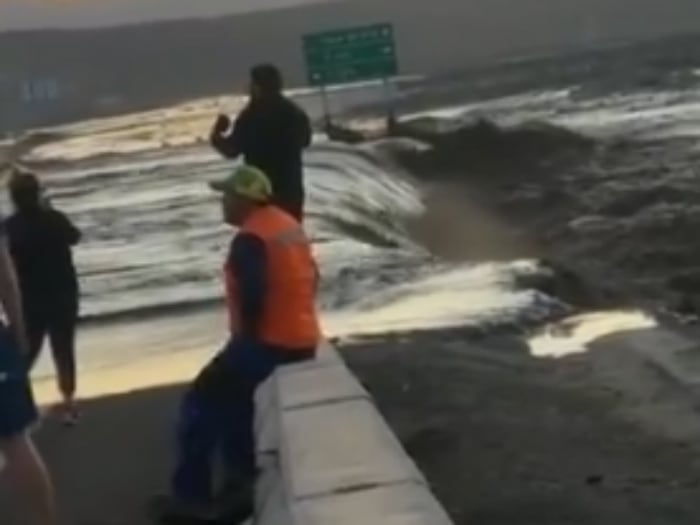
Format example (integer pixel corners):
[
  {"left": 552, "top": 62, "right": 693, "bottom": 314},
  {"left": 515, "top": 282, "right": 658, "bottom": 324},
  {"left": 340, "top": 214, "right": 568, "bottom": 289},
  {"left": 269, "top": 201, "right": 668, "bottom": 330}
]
[
  {"left": 0, "top": 432, "right": 57, "bottom": 525},
  {"left": 49, "top": 322, "right": 76, "bottom": 406},
  {"left": 48, "top": 307, "right": 79, "bottom": 425}
]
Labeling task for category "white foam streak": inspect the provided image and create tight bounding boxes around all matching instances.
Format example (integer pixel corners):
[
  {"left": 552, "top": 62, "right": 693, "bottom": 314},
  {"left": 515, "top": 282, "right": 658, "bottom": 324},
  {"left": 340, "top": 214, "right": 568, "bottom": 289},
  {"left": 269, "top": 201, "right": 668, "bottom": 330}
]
[{"left": 528, "top": 311, "right": 656, "bottom": 358}]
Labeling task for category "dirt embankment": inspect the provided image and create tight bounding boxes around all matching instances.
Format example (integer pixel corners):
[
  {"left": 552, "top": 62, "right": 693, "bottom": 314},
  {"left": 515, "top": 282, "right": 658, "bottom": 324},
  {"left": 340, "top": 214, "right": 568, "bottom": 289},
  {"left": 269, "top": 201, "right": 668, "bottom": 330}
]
[{"left": 341, "top": 327, "right": 700, "bottom": 525}]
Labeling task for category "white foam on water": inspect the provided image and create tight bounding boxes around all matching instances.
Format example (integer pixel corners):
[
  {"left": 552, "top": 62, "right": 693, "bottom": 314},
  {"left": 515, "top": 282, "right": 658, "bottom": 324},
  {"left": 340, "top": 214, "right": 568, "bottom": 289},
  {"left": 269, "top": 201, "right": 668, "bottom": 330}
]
[
  {"left": 528, "top": 310, "right": 656, "bottom": 358},
  {"left": 16, "top": 65, "right": 699, "bottom": 376},
  {"left": 396, "top": 86, "right": 700, "bottom": 141},
  {"left": 323, "top": 261, "right": 556, "bottom": 337}
]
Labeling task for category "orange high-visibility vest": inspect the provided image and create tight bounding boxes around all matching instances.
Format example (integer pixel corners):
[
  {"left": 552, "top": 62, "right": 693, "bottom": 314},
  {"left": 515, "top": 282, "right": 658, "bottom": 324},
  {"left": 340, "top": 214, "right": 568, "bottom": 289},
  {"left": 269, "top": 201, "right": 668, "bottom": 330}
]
[{"left": 224, "top": 205, "right": 320, "bottom": 349}]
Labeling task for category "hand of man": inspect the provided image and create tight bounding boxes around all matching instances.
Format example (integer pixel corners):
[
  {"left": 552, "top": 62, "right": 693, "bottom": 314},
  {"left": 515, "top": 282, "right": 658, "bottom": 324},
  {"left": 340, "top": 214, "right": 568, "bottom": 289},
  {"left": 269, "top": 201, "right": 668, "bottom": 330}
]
[{"left": 213, "top": 114, "right": 232, "bottom": 136}]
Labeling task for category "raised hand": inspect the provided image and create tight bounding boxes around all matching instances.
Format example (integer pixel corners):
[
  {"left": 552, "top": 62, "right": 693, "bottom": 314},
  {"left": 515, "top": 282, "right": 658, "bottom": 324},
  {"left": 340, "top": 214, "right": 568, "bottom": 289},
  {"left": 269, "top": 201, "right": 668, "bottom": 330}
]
[{"left": 213, "top": 114, "right": 232, "bottom": 136}]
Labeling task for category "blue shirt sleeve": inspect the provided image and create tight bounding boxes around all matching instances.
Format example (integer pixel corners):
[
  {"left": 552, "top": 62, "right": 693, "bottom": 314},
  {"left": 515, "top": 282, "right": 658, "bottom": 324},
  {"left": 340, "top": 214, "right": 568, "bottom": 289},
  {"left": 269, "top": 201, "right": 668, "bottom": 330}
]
[{"left": 228, "top": 232, "right": 267, "bottom": 338}]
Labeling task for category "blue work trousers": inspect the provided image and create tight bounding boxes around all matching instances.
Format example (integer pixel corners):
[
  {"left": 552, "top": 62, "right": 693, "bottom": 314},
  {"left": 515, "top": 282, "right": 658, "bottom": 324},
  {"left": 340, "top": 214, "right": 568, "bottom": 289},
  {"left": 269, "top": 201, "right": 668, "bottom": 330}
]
[{"left": 172, "top": 337, "right": 314, "bottom": 504}]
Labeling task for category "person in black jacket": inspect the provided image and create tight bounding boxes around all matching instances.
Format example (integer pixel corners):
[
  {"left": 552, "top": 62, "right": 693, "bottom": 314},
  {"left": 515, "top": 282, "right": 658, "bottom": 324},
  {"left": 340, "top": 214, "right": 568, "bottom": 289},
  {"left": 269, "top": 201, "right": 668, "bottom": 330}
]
[
  {"left": 210, "top": 64, "right": 312, "bottom": 221},
  {"left": 6, "top": 171, "right": 81, "bottom": 425}
]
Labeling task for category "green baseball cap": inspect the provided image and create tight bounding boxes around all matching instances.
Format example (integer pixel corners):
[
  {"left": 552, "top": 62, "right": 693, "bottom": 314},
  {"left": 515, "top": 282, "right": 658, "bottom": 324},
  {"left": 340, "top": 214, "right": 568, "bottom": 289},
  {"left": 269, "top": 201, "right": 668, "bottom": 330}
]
[{"left": 209, "top": 164, "right": 273, "bottom": 202}]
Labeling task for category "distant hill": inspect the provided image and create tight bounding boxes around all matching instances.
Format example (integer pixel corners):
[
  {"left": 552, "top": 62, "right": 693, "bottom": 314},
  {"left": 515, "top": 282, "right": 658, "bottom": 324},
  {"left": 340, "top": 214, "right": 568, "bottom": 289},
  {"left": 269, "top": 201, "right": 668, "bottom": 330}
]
[
  {"left": 1, "top": 0, "right": 700, "bottom": 132},
  {"left": 0, "top": 0, "right": 332, "bottom": 31}
]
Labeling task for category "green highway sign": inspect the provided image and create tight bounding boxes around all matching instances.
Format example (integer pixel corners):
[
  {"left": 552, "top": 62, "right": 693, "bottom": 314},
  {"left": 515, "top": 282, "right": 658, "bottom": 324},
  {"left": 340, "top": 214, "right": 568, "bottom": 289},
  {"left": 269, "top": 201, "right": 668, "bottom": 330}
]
[{"left": 303, "top": 23, "right": 398, "bottom": 86}]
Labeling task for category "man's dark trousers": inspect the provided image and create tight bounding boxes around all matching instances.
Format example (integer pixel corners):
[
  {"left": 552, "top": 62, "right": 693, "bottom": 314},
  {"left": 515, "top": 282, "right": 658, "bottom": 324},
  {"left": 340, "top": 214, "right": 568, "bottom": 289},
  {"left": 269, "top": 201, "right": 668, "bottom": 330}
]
[{"left": 172, "top": 337, "right": 314, "bottom": 504}]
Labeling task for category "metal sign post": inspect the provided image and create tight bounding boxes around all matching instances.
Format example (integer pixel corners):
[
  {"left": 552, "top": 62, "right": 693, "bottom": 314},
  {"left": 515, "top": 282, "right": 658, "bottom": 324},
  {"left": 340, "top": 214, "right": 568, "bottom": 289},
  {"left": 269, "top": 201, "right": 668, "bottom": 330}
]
[
  {"left": 382, "top": 76, "right": 397, "bottom": 131},
  {"left": 320, "top": 84, "right": 332, "bottom": 127}
]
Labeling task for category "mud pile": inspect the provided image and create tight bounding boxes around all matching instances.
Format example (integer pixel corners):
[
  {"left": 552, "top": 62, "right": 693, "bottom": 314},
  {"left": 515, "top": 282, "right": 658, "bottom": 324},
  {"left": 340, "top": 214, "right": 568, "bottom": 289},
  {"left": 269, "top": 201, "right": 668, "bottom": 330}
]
[{"left": 391, "top": 118, "right": 700, "bottom": 319}]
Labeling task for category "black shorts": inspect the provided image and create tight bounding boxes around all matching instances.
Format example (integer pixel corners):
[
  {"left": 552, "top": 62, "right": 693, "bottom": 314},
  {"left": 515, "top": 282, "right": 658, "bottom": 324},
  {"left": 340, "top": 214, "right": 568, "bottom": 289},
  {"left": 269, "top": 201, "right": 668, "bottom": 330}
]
[
  {"left": 25, "top": 294, "right": 79, "bottom": 374},
  {"left": 0, "top": 329, "right": 38, "bottom": 439}
]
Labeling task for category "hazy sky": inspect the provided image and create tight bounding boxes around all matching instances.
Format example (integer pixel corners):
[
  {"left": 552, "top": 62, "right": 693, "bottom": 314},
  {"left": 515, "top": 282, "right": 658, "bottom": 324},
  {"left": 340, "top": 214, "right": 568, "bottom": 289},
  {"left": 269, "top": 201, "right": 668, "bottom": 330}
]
[{"left": 0, "top": 0, "right": 334, "bottom": 31}]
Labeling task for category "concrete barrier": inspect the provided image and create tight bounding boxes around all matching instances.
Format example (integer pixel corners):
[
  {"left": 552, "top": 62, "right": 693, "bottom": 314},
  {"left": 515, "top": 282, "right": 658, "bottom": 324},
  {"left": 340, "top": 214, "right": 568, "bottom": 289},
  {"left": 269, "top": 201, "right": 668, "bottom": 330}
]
[{"left": 253, "top": 341, "right": 454, "bottom": 525}]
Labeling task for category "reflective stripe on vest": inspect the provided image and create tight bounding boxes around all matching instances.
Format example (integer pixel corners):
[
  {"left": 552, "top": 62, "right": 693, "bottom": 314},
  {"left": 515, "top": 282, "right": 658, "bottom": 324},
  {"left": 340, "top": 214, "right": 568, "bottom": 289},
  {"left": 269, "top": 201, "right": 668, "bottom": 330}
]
[{"left": 223, "top": 205, "right": 320, "bottom": 349}]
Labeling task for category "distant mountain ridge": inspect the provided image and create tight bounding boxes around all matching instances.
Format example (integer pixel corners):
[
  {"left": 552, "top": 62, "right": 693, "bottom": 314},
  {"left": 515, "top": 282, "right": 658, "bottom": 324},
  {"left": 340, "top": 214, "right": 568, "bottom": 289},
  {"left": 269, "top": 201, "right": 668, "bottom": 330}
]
[
  {"left": 1, "top": 0, "right": 700, "bottom": 132},
  {"left": 0, "top": 0, "right": 330, "bottom": 31}
]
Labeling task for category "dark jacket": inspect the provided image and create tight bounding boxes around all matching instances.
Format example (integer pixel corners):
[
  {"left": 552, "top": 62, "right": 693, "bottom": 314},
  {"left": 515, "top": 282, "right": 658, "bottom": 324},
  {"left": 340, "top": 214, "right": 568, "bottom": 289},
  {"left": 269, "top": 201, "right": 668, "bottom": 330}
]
[
  {"left": 6, "top": 207, "right": 80, "bottom": 305},
  {"left": 211, "top": 95, "right": 312, "bottom": 218}
]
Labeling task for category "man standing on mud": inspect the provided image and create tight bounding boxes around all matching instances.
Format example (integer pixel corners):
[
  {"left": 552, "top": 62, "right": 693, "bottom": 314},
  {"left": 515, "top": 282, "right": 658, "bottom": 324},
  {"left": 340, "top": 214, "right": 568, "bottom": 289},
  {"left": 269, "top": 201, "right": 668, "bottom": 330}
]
[
  {"left": 210, "top": 64, "right": 312, "bottom": 221},
  {"left": 153, "top": 165, "right": 319, "bottom": 524}
]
